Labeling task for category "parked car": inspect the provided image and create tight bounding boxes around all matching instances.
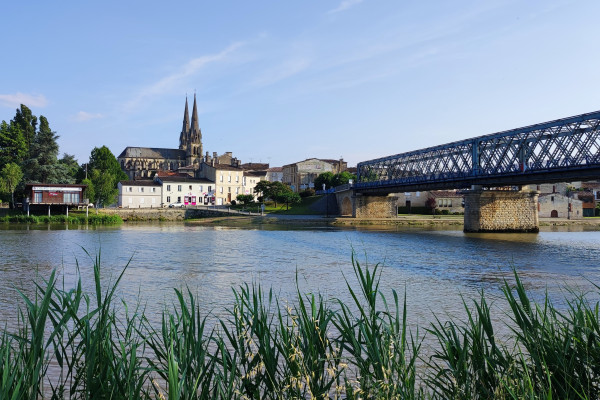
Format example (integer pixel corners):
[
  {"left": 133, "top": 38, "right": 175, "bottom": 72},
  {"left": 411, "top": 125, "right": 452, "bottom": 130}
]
[{"left": 169, "top": 202, "right": 185, "bottom": 208}]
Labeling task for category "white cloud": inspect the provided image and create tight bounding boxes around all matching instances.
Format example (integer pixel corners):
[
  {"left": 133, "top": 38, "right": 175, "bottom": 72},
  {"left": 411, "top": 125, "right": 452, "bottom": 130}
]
[
  {"left": 73, "top": 111, "right": 103, "bottom": 122},
  {"left": 0, "top": 92, "right": 47, "bottom": 108},
  {"left": 327, "top": 0, "right": 364, "bottom": 14},
  {"left": 125, "top": 42, "right": 244, "bottom": 111}
]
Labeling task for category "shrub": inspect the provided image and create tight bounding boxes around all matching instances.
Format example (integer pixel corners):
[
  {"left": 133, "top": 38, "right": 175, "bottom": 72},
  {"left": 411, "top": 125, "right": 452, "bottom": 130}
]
[{"left": 299, "top": 189, "right": 315, "bottom": 198}]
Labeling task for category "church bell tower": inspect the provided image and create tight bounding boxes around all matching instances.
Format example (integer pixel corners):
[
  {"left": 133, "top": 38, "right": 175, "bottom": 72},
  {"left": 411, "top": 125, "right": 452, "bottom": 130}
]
[{"left": 179, "top": 94, "right": 203, "bottom": 166}]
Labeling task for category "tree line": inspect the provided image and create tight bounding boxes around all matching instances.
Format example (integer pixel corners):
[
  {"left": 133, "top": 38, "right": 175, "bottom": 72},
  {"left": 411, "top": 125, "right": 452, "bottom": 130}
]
[{"left": 0, "top": 104, "right": 126, "bottom": 208}]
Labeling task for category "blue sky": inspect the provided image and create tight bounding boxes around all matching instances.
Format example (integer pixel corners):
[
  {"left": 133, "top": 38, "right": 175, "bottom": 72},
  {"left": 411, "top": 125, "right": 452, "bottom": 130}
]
[{"left": 1, "top": 1, "right": 598, "bottom": 168}]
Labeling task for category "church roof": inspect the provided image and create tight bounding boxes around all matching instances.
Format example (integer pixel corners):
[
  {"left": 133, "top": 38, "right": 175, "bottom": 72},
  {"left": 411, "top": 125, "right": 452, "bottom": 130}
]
[{"left": 118, "top": 147, "right": 186, "bottom": 160}]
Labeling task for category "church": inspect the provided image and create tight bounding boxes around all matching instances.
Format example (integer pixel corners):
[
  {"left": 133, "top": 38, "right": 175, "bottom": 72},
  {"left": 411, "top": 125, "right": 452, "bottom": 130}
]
[{"left": 118, "top": 95, "right": 204, "bottom": 179}]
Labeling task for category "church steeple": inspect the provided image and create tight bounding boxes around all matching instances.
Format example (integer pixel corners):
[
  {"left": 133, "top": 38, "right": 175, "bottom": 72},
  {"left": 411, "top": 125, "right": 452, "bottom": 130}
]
[
  {"left": 179, "top": 96, "right": 190, "bottom": 150},
  {"left": 191, "top": 93, "right": 200, "bottom": 134}
]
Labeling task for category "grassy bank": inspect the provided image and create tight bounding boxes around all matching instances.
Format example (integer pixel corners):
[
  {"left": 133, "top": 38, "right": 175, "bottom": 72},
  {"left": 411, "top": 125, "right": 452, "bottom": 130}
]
[
  {"left": 0, "top": 212, "right": 123, "bottom": 224},
  {"left": 1, "top": 255, "right": 599, "bottom": 399}
]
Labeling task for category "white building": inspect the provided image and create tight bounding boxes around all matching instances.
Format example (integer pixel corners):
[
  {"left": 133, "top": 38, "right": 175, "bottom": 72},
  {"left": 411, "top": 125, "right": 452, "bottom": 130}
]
[
  {"left": 118, "top": 180, "right": 162, "bottom": 208},
  {"left": 156, "top": 175, "right": 215, "bottom": 206}
]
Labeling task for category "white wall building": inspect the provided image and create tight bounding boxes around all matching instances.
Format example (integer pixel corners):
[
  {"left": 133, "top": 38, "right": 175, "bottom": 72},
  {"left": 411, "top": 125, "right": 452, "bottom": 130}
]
[{"left": 118, "top": 180, "right": 162, "bottom": 208}]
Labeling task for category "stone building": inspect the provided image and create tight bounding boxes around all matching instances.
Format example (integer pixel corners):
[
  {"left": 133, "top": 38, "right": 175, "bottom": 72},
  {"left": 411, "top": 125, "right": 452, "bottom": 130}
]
[
  {"left": 538, "top": 193, "right": 583, "bottom": 219},
  {"left": 118, "top": 95, "right": 203, "bottom": 179},
  {"left": 282, "top": 158, "right": 347, "bottom": 192},
  {"left": 197, "top": 161, "right": 246, "bottom": 205}
]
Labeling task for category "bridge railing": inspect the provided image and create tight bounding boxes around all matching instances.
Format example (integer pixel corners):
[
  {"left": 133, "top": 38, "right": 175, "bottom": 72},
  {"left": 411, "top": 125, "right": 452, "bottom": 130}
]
[{"left": 356, "top": 110, "right": 600, "bottom": 189}]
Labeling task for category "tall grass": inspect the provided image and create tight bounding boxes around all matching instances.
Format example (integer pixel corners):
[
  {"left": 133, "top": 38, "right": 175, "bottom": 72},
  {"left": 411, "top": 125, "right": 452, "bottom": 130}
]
[
  {"left": 1, "top": 253, "right": 599, "bottom": 399},
  {"left": 0, "top": 213, "right": 122, "bottom": 224}
]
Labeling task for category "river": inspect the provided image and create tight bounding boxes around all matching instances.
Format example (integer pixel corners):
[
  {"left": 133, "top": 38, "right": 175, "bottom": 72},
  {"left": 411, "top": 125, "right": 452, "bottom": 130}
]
[{"left": 1, "top": 223, "right": 600, "bottom": 333}]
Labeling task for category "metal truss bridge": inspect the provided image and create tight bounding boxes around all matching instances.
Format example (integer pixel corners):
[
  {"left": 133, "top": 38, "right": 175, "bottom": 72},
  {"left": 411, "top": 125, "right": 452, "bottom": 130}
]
[{"left": 355, "top": 110, "right": 600, "bottom": 194}]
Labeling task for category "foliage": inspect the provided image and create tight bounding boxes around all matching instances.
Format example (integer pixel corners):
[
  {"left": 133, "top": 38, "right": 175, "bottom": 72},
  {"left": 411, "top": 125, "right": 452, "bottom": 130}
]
[
  {"left": 236, "top": 194, "right": 254, "bottom": 204},
  {"left": 314, "top": 172, "right": 335, "bottom": 190},
  {"left": 12, "top": 104, "right": 37, "bottom": 150},
  {"left": 0, "top": 162, "right": 23, "bottom": 207},
  {"left": 254, "top": 181, "right": 293, "bottom": 207},
  {"left": 59, "top": 153, "right": 83, "bottom": 183},
  {"left": 299, "top": 188, "right": 315, "bottom": 198},
  {"left": 0, "top": 120, "right": 27, "bottom": 168},
  {"left": 276, "top": 191, "right": 301, "bottom": 210},
  {"left": 0, "top": 213, "right": 123, "bottom": 224},
  {"left": 425, "top": 197, "right": 437, "bottom": 213},
  {"left": 1, "top": 254, "right": 600, "bottom": 398},
  {"left": 331, "top": 171, "right": 356, "bottom": 187},
  {"left": 86, "top": 146, "right": 127, "bottom": 207}
]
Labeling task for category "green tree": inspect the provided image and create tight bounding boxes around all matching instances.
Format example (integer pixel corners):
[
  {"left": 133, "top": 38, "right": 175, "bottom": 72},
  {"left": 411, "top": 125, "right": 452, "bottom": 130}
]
[
  {"left": 86, "top": 146, "right": 127, "bottom": 207},
  {"left": 11, "top": 104, "right": 37, "bottom": 152},
  {"left": 277, "top": 191, "right": 301, "bottom": 210},
  {"left": 254, "top": 180, "right": 272, "bottom": 200},
  {"left": 268, "top": 181, "right": 291, "bottom": 207},
  {"left": 236, "top": 194, "right": 254, "bottom": 204},
  {"left": 331, "top": 171, "right": 356, "bottom": 187},
  {"left": 0, "top": 120, "right": 27, "bottom": 168},
  {"left": 22, "top": 115, "right": 68, "bottom": 183},
  {"left": 0, "top": 163, "right": 23, "bottom": 208},
  {"left": 88, "top": 146, "right": 128, "bottom": 181},
  {"left": 314, "top": 172, "right": 335, "bottom": 190},
  {"left": 59, "top": 153, "right": 82, "bottom": 183}
]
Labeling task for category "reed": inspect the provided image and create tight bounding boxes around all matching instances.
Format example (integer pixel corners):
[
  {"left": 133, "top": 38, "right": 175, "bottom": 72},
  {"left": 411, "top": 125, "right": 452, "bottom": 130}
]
[{"left": 1, "top": 253, "right": 599, "bottom": 399}]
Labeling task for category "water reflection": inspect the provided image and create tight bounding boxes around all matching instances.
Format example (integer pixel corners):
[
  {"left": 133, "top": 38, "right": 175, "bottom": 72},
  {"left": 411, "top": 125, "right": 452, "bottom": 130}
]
[{"left": 1, "top": 224, "right": 599, "bottom": 333}]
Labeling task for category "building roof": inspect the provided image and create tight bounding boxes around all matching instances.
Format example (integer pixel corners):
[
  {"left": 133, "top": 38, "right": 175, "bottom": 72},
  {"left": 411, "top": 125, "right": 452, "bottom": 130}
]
[
  {"left": 245, "top": 170, "right": 267, "bottom": 177},
  {"left": 241, "top": 162, "right": 269, "bottom": 171},
  {"left": 119, "top": 180, "right": 161, "bottom": 186},
  {"left": 267, "top": 167, "right": 283, "bottom": 172},
  {"left": 25, "top": 183, "right": 87, "bottom": 189},
  {"left": 157, "top": 176, "right": 214, "bottom": 184},
  {"left": 203, "top": 162, "right": 244, "bottom": 172},
  {"left": 283, "top": 158, "right": 345, "bottom": 168},
  {"left": 118, "top": 147, "right": 186, "bottom": 160}
]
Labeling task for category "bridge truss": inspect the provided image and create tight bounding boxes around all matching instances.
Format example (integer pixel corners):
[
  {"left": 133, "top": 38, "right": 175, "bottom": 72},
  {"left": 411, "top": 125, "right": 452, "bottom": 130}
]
[{"left": 356, "top": 110, "right": 600, "bottom": 193}]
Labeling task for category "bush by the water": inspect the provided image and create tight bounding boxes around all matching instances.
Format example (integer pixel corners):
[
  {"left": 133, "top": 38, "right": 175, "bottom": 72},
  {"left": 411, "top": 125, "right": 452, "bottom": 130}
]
[
  {"left": 0, "top": 213, "right": 122, "bottom": 224},
  {"left": 1, "top": 254, "right": 599, "bottom": 399}
]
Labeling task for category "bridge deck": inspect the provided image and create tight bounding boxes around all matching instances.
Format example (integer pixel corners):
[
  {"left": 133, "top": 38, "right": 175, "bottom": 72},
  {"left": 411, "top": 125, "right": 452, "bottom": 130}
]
[{"left": 356, "top": 110, "right": 600, "bottom": 194}]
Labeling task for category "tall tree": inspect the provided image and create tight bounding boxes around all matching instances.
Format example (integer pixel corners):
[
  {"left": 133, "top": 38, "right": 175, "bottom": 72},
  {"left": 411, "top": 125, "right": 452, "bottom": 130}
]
[
  {"left": 0, "top": 120, "right": 27, "bottom": 168},
  {"left": 86, "top": 146, "right": 127, "bottom": 207},
  {"left": 12, "top": 104, "right": 37, "bottom": 152},
  {"left": 314, "top": 172, "right": 335, "bottom": 190},
  {"left": 59, "top": 153, "right": 82, "bottom": 183},
  {"left": 0, "top": 163, "right": 23, "bottom": 208}
]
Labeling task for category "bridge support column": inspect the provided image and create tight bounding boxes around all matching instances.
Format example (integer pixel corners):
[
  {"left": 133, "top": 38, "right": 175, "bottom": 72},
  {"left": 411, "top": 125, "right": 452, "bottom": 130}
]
[
  {"left": 463, "top": 189, "right": 539, "bottom": 233},
  {"left": 353, "top": 194, "right": 398, "bottom": 218}
]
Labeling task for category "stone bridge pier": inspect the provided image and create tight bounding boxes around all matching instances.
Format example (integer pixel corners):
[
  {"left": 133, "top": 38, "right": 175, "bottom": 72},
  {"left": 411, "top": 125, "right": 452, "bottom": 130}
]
[
  {"left": 463, "top": 188, "right": 539, "bottom": 233},
  {"left": 336, "top": 190, "right": 398, "bottom": 218}
]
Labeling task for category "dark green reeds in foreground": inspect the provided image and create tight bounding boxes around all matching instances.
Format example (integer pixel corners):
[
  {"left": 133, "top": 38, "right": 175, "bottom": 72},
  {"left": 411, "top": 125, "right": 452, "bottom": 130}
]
[{"left": 1, "top": 253, "right": 599, "bottom": 399}]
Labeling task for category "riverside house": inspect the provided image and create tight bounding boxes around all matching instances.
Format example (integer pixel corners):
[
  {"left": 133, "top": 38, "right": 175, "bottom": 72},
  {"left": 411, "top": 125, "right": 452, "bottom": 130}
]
[
  {"left": 117, "top": 180, "right": 162, "bottom": 208},
  {"left": 24, "top": 183, "right": 88, "bottom": 215}
]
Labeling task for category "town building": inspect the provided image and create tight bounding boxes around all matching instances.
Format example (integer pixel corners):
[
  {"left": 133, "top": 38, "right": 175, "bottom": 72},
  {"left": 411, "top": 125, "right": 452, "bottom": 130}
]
[
  {"left": 24, "top": 183, "right": 88, "bottom": 215},
  {"left": 117, "top": 180, "right": 162, "bottom": 208},
  {"left": 282, "top": 158, "right": 348, "bottom": 192},
  {"left": 118, "top": 95, "right": 203, "bottom": 179},
  {"left": 266, "top": 167, "right": 283, "bottom": 182},
  {"left": 538, "top": 193, "right": 583, "bottom": 219},
  {"left": 197, "top": 161, "right": 245, "bottom": 205},
  {"left": 155, "top": 174, "right": 215, "bottom": 206},
  {"left": 396, "top": 190, "right": 464, "bottom": 214}
]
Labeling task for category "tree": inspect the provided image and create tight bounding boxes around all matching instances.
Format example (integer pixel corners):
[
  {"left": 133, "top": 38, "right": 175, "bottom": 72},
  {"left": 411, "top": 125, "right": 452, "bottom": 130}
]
[
  {"left": 331, "top": 171, "right": 356, "bottom": 187},
  {"left": 236, "top": 194, "right": 254, "bottom": 204},
  {"left": 59, "top": 153, "right": 82, "bottom": 183},
  {"left": 22, "top": 115, "right": 65, "bottom": 183},
  {"left": 86, "top": 146, "right": 127, "bottom": 207},
  {"left": 314, "top": 172, "right": 334, "bottom": 190},
  {"left": 12, "top": 104, "right": 37, "bottom": 152},
  {"left": 268, "top": 181, "right": 291, "bottom": 207},
  {"left": 277, "top": 191, "right": 301, "bottom": 210},
  {"left": 254, "top": 180, "right": 272, "bottom": 200},
  {"left": 0, "top": 120, "right": 27, "bottom": 168},
  {"left": 0, "top": 163, "right": 23, "bottom": 208},
  {"left": 82, "top": 178, "right": 95, "bottom": 205}
]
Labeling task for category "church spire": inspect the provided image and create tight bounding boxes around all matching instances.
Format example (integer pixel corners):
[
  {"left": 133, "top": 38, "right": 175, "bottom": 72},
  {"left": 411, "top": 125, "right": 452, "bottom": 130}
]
[
  {"left": 191, "top": 93, "right": 200, "bottom": 133},
  {"left": 182, "top": 96, "right": 190, "bottom": 133}
]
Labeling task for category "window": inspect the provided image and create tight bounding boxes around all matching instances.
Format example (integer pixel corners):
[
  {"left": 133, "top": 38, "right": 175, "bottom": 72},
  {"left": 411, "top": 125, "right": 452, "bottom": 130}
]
[
  {"left": 220, "top": 187, "right": 223, "bottom": 193},
  {"left": 166, "top": 185, "right": 171, "bottom": 191},
  {"left": 236, "top": 176, "right": 239, "bottom": 182},
  {"left": 178, "top": 185, "right": 182, "bottom": 192},
  {"left": 208, "top": 186, "right": 212, "bottom": 192},
  {"left": 140, "top": 198, "right": 145, "bottom": 204},
  {"left": 189, "top": 185, "right": 192, "bottom": 190},
  {"left": 236, "top": 187, "right": 239, "bottom": 194},
  {"left": 139, "top": 187, "right": 144, "bottom": 192},
  {"left": 152, "top": 198, "right": 156, "bottom": 204},
  {"left": 177, "top": 196, "right": 181, "bottom": 203},
  {"left": 151, "top": 187, "right": 156, "bottom": 193},
  {"left": 167, "top": 196, "right": 171, "bottom": 203},
  {"left": 228, "top": 187, "right": 231, "bottom": 193},
  {"left": 220, "top": 174, "right": 223, "bottom": 182},
  {"left": 199, "top": 185, "right": 203, "bottom": 192},
  {"left": 128, "top": 187, "right": 132, "bottom": 192},
  {"left": 228, "top": 175, "right": 231, "bottom": 182}
]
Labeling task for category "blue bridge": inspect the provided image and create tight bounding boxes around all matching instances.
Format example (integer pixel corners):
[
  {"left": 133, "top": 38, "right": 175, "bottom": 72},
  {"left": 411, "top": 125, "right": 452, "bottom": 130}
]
[
  {"left": 338, "top": 110, "right": 600, "bottom": 231},
  {"left": 355, "top": 110, "right": 600, "bottom": 194}
]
